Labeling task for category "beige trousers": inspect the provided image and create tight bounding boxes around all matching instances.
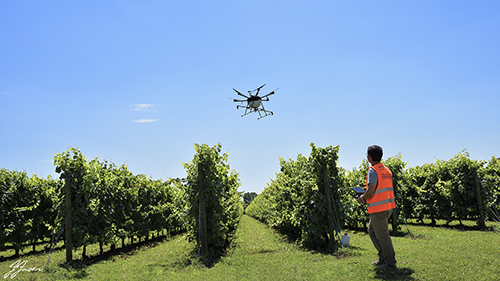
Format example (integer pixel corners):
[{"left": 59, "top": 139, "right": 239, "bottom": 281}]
[{"left": 368, "top": 210, "right": 396, "bottom": 266}]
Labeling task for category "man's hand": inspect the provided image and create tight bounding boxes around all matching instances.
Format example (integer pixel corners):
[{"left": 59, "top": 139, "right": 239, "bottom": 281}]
[{"left": 358, "top": 183, "right": 377, "bottom": 204}]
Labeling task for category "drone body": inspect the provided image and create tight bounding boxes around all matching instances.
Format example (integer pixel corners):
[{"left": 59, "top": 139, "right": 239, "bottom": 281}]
[{"left": 233, "top": 84, "right": 277, "bottom": 120}]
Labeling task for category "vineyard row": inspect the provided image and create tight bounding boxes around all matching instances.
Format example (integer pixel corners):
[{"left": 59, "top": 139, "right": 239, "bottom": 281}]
[
  {"left": 1, "top": 144, "right": 243, "bottom": 261},
  {"left": 246, "top": 144, "right": 500, "bottom": 248},
  {"left": 2, "top": 144, "right": 499, "bottom": 257}
]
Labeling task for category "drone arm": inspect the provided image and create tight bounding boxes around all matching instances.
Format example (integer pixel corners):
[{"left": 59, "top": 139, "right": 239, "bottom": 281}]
[
  {"left": 254, "top": 84, "right": 266, "bottom": 96},
  {"left": 261, "top": 88, "right": 279, "bottom": 98},
  {"left": 233, "top": 88, "right": 249, "bottom": 98}
]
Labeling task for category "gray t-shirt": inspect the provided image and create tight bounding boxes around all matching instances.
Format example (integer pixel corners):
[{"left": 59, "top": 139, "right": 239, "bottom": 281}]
[{"left": 368, "top": 168, "right": 378, "bottom": 185}]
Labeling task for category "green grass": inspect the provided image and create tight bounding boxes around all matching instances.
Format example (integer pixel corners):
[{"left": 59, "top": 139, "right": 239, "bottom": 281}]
[{"left": 1, "top": 216, "right": 499, "bottom": 280}]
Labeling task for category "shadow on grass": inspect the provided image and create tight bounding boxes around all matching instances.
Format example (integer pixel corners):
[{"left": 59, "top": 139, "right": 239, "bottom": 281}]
[
  {"left": 161, "top": 243, "right": 230, "bottom": 269},
  {"left": 374, "top": 266, "right": 415, "bottom": 281},
  {"left": 0, "top": 244, "right": 65, "bottom": 263},
  {"left": 345, "top": 226, "right": 425, "bottom": 240},
  {"left": 347, "top": 219, "right": 496, "bottom": 236},
  {"left": 54, "top": 234, "right": 173, "bottom": 279},
  {"left": 405, "top": 219, "right": 496, "bottom": 232}
]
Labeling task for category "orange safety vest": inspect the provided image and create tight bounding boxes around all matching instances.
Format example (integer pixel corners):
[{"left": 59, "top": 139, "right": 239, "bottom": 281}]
[{"left": 366, "top": 163, "right": 395, "bottom": 214}]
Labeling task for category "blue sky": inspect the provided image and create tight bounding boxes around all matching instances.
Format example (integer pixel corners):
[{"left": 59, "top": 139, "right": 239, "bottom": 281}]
[{"left": 2, "top": 1, "right": 499, "bottom": 194}]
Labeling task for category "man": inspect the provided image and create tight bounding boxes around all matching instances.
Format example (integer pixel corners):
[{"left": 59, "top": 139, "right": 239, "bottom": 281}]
[{"left": 357, "top": 145, "right": 397, "bottom": 269}]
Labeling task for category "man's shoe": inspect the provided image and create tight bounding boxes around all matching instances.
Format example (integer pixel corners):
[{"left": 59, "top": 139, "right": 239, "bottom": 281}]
[{"left": 372, "top": 260, "right": 385, "bottom": 266}]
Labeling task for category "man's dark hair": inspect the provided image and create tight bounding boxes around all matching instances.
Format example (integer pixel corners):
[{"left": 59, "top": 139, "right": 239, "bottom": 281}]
[{"left": 367, "top": 145, "right": 383, "bottom": 162}]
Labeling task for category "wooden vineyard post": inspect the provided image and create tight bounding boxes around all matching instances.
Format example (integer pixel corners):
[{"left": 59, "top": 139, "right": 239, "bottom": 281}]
[
  {"left": 391, "top": 176, "right": 398, "bottom": 232},
  {"left": 473, "top": 167, "right": 486, "bottom": 230},
  {"left": 198, "top": 164, "right": 208, "bottom": 257},
  {"left": 322, "top": 161, "right": 336, "bottom": 247},
  {"left": 65, "top": 175, "right": 73, "bottom": 262}
]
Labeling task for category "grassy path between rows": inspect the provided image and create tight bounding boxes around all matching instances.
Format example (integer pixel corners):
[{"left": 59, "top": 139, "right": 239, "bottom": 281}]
[{"left": 1, "top": 215, "right": 499, "bottom": 280}]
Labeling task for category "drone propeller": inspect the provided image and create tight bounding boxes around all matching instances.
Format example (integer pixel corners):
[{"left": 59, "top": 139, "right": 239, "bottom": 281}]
[
  {"left": 261, "top": 88, "right": 279, "bottom": 98},
  {"left": 251, "top": 84, "right": 266, "bottom": 96},
  {"left": 261, "top": 91, "right": 275, "bottom": 98},
  {"left": 233, "top": 88, "right": 249, "bottom": 98},
  {"left": 233, "top": 99, "right": 246, "bottom": 102}
]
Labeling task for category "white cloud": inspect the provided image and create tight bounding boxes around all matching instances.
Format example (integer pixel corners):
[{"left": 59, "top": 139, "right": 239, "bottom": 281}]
[
  {"left": 1, "top": 91, "right": 8, "bottom": 95},
  {"left": 131, "top": 104, "right": 158, "bottom": 122},
  {"left": 132, "top": 104, "right": 154, "bottom": 112},
  {"left": 133, "top": 119, "right": 158, "bottom": 123}
]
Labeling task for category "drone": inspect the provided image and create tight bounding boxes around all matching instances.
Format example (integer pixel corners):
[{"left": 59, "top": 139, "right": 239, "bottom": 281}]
[{"left": 233, "top": 84, "right": 278, "bottom": 120}]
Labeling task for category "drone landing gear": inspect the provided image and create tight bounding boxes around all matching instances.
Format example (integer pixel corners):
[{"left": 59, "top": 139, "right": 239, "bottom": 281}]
[{"left": 236, "top": 105, "right": 273, "bottom": 120}]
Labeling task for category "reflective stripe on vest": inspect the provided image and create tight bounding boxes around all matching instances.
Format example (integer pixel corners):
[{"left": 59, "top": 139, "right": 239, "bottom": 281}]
[
  {"left": 367, "top": 197, "right": 396, "bottom": 208},
  {"left": 366, "top": 163, "right": 395, "bottom": 214}
]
